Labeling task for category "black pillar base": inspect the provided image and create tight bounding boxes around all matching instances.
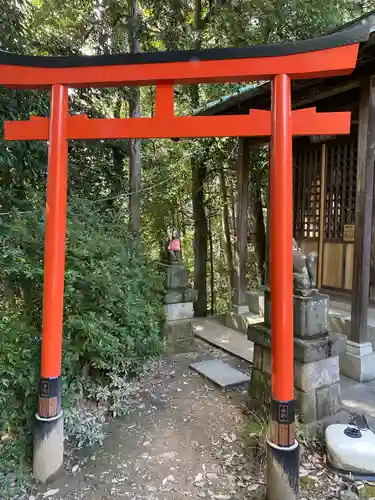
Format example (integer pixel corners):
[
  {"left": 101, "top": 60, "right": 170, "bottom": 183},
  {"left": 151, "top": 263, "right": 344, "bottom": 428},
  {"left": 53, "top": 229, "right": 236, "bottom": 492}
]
[
  {"left": 33, "top": 411, "right": 64, "bottom": 483},
  {"left": 266, "top": 440, "right": 300, "bottom": 500},
  {"left": 33, "top": 375, "right": 64, "bottom": 482}
]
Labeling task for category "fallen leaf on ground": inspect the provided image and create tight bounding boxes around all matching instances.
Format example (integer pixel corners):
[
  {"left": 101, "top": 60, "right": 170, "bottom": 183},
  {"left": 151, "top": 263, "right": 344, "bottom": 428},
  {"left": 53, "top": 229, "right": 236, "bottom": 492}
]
[{"left": 43, "top": 490, "right": 60, "bottom": 498}]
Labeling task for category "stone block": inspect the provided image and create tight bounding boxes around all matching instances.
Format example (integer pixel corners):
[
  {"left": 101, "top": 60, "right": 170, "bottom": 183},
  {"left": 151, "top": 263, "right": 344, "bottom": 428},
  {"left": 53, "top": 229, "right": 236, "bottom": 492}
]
[
  {"left": 295, "top": 388, "right": 317, "bottom": 423},
  {"left": 231, "top": 304, "right": 249, "bottom": 315},
  {"left": 316, "top": 382, "right": 341, "bottom": 420},
  {"left": 248, "top": 368, "right": 271, "bottom": 404},
  {"left": 165, "top": 302, "right": 194, "bottom": 321},
  {"left": 245, "top": 290, "right": 265, "bottom": 315},
  {"left": 340, "top": 341, "right": 375, "bottom": 382},
  {"left": 165, "top": 288, "right": 198, "bottom": 304},
  {"left": 346, "top": 340, "right": 373, "bottom": 357},
  {"left": 183, "top": 288, "right": 198, "bottom": 303},
  {"left": 248, "top": 323, "right": 272, "bottom": 349},
  {"left": 293, "top": 294, "right": 329, "bottom": 338},
  {"left": 261, "top": 345, "right": 272, "bottom": 375},
  {"left": 294, "top": 356, "right": 340, "bottom": 392},
  {"left": 247, "top": 323, "right": 346, "bottom": 363},
  {"left": 225, "top": 311, "right": 253, "bottom": 335},
  {"left": 264, "top": 289, "right": 329, "bottom": 338},
  {"left": 264, "top": 289, "right": 271, "bottom": 327},
  {"left": 164, "top": 290, "right": 183, "bottom": 304},
  {"left": 190, "top": 359, "right": 250, "bottom": 388},
  {"left": 163, "top": 318, "right": 194, "bottom": 342},
  {"left": 162, "top": 264, "right": 188, "bottom": 290},
  {"left": 329, "top": 312, "right": 351, "bottom": 335},
  {"left": 253, "top": 344, "right": 263, "bottom": 371},
  {"left": 294, "top": 334, "right": 346, "bottom": 363}
]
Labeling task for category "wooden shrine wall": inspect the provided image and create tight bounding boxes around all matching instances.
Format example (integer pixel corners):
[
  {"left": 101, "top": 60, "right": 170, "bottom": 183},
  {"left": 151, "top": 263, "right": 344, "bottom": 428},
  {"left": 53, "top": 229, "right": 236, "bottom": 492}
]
[{"left": 293, "top": 135, "right": 357, "bottom": 292}]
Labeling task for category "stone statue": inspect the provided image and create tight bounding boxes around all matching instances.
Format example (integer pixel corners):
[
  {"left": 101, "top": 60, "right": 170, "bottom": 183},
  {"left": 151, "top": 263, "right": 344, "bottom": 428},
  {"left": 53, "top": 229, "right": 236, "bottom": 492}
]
[
  {"left": 263, "top": 224, "right": 318, "bottom": 292},
  {"left": 166, "top": 229, "right": 182, "bottom": 263},
  {"left": 293, "top": 238, "right": 318, "bottom": 292}
]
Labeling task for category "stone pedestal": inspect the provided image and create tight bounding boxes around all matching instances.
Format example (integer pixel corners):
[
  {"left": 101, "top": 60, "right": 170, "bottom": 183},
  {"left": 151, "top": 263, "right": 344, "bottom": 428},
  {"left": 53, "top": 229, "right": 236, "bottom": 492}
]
[
  {"left": 248, "top": 288, "right": 346, "bottom": 429},
  {"left": 245, "top": 289, "right": 265, "bottom": 316},
  {"left": 160, "top": 262, "right": 197, "bottom": 347},
  {"left": 340, "top": 340, "right": 375, "bottom": 382},
  {"left": 231, "top": 304, "right": 249, "bottom": 315}
]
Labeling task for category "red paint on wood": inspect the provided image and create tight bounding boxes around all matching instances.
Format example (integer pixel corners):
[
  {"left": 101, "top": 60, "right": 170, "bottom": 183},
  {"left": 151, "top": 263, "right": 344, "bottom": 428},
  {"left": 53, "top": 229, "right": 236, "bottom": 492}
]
[
  {"left": 5, "top": 109, "right": 351, "bottom": 140},
  {"left": 270, "top": 74, "right": 294, "bottom": 402},
  {"left": 0, "top": 44, "right": 358, "bottom": 89},
  {"left": 40, "top": 84, "right": 69, "bottom": 379}
]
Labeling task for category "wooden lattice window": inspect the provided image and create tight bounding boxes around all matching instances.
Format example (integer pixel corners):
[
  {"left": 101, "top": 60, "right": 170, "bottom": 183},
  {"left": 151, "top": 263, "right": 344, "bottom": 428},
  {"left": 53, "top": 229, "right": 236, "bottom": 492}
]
[
  {"left": 324, "top": 139, "right": 357, "bottom": 240},
  {"left": 293, "top": 146, "right": 321, "bottom": 240}
]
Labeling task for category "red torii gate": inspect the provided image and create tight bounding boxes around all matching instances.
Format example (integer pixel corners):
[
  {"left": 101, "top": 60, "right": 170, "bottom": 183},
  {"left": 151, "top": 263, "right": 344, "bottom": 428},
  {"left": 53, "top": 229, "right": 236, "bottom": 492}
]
[{"left": 1, "top": 25, "right": 368, "bottom": 499}]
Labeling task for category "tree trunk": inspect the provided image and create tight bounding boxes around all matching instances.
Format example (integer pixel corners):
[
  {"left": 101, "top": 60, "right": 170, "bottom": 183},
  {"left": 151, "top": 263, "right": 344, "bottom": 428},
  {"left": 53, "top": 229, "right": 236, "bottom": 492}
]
[
  {"left": 128, "top": 0, "right": 141, "bottom": 242},
  {"left": 229, "top": 170, "right": 236, "bottom": 238},
  {"left": 250, "top": 169, "right": 266, "bottom": 282},
  {"left": 208, "top": 202, "right": 215, "bottom": 315},
  {"left": 190, "top": 0, "right": 214, "bottom": 317},
  {"left": 233, "top": 138, "right": 250, "bottom": 308},
  {"left": 192, "top": 161, "right": 208, "bottom": 317},
  {"left": 219, "top": 167, "right": 234, "bottom": 289}
]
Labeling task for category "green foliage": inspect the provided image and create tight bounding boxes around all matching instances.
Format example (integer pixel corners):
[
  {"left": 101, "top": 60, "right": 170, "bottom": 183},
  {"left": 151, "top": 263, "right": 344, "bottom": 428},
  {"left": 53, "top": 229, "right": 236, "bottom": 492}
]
[
  {"left": 64, "top": 407, "right": 106, "bottom": 448},
  {"left": 0, "top": 200, "right": 165, "bottom": 472},
  {"left": 0, "top": 313, "right": 40, "bottom": 470}
]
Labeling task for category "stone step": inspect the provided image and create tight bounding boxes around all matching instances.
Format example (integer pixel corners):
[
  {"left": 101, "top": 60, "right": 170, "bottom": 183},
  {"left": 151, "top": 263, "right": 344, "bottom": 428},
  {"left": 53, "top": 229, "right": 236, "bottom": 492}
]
[{"left": 193, "top": 318, "right": 254, "bottom": 363}]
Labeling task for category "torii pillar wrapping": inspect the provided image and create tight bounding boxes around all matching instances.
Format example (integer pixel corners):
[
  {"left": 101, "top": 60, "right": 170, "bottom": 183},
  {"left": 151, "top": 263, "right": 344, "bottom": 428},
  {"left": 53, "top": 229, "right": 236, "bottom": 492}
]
[{"left": 1, "top": 29, "right": 365, "bottom": 495}]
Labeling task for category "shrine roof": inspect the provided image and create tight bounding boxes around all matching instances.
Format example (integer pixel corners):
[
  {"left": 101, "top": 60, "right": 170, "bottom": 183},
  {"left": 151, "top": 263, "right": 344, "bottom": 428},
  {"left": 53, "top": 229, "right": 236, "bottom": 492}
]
[{"left": 197, "top": 11, "right": 375, "bottom": 116}]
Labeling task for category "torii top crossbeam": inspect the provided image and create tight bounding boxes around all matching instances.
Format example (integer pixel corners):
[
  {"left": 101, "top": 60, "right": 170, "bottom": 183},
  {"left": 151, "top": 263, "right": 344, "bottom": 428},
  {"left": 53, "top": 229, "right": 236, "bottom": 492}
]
[
  {"left": 0, "top": 23, "right": 369, "bottom": 88},
  {"left": 2, "top": 21, "right": 372, "bottom": 492}
]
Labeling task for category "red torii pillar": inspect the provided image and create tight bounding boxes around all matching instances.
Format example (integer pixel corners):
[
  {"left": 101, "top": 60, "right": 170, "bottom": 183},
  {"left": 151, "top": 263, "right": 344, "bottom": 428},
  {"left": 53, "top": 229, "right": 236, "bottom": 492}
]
[{"left": 2, "top": 39, "right": 361, "bottom": 497}]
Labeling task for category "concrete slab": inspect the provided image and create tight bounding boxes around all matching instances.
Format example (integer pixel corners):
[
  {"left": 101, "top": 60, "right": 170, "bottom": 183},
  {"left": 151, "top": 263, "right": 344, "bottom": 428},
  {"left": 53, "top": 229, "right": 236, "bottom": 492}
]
[
  {"left": 193, "top": 318, "right": 254, "bottom": 363},
  {"left": 190, "top": 359, "right": 250, "bottom": 388}
]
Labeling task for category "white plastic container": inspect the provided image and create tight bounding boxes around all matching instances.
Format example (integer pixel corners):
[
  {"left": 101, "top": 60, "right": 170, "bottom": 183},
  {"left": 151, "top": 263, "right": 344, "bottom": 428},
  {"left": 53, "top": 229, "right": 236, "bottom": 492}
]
[{"left": 326, "top": 424, "right": 375, "bottom": 474}]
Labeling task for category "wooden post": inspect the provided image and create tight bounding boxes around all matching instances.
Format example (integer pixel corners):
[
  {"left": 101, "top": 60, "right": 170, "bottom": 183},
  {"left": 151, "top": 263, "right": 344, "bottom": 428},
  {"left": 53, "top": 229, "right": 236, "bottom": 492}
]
[
  {"left": 232, "top": 137, "right": 249, "bottom": 313},
  {"left": 350, "top": 76, "right": 375, "bottom": 345},
  {"left": 318, "top": 143, "right": 327, "bottom": 288},
  {"left": 370, "top": 79, "right": 375, "bottom": 299}
]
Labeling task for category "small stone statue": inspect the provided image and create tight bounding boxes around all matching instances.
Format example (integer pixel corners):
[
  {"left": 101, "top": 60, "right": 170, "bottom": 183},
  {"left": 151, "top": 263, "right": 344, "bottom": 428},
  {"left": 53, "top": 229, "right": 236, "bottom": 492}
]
[
  {"left": 167, "top": 229, "right": 182, "bottom": 263},
  {"left": 263, "top": 226, "right": 318, "bottom": 292},
  {"left": 293, "top": 238, "right": 318, "bottom": 292}
]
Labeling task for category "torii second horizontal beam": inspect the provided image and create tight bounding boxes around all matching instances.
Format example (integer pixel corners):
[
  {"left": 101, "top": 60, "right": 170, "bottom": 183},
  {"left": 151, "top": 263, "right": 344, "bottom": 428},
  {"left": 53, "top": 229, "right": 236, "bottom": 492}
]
[{"left": 5, "top": 108, "right": 351, "bottom": 140}]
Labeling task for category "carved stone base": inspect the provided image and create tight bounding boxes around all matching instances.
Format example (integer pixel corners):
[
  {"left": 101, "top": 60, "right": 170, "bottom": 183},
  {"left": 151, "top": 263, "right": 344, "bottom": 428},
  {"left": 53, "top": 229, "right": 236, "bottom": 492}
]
[
  {"left": 340, "top": 341, "right": 375, "bottom": 382},
  {"left": 264, "top": 289, "right": 329, "bottom": 338},
  {"left": 160, "top": 262, "right": 188, "bottom": 290},
  {"left": 231, "top": 304, "right": 249, "bottom": 315},
  {"left": 248, "top": 325, "right": 346, "bottom": 427},
  {"left": 160, "top": 261, "right": 197, "bottom": 349},
  {"left": 163, "top": 318, "right": 194, "bottom": 342}
]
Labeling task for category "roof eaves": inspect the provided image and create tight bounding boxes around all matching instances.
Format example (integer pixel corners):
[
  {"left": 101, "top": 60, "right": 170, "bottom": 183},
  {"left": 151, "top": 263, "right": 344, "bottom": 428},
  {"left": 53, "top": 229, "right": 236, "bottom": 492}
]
[
  {"left": 196, "top": 81, "right": 270, "bottom": 116},
  {"left": 197, "top": 9, "right": 375, "bottom": 116}
]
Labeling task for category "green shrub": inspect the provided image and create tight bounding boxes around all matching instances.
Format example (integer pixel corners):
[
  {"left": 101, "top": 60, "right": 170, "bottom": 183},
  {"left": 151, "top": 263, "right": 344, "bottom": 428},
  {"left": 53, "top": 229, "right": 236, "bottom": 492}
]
[{"left": 0, "top": 200, "right": 165, "bottom": 474}]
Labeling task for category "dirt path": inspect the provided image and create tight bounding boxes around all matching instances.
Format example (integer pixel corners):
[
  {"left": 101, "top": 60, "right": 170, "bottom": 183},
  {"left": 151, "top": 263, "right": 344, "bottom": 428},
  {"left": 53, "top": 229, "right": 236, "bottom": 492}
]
[{"left": 40, "top": 342, "right": 266, "bottom": 500}]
